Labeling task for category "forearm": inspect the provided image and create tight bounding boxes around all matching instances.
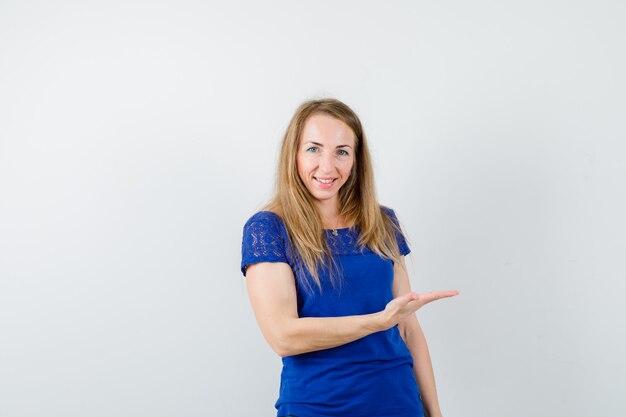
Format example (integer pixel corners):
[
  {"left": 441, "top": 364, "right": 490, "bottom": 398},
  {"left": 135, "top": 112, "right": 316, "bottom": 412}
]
[
  {"left": 273, "top": 312, "right": 384, "bottom": 357},
  {"left": 405, "top": 322, "right": 442, "bottom": 417}
]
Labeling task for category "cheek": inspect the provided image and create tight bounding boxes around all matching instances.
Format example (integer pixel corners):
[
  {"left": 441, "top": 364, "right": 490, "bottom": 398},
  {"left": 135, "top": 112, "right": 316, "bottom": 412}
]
[
  {"left": 340, "top": 159, "right": 355, "bottom": 176},
  {"left": 296, "top": 155, "right": 308, "bottom": 178}
]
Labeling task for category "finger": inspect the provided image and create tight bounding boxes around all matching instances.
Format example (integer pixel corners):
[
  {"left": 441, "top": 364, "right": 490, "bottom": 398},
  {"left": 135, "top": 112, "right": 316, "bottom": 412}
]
[
  {"left": 435, "top": 290, "right": 459, "bottom": 298},
  {"left": 420, "top": 290, "right": 459, "bottom": 304},
  {"left": 400, "top": 292, "right": 418, "bottom": 303}
]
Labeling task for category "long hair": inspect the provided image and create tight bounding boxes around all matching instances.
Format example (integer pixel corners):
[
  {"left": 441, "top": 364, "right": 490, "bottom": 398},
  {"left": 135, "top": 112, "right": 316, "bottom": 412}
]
[{"left": 264, "top": 98, "right": 406, "bottom": 294}]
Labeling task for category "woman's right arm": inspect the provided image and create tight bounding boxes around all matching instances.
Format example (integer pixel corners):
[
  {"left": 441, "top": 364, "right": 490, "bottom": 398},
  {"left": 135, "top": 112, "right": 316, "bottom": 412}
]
[{"left": 245, "top": 261, "right": 453, "bottom": 357}]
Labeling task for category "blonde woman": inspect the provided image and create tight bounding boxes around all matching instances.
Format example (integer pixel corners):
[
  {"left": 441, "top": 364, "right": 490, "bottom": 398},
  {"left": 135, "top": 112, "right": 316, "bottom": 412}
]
[{"left": 241, "top": 98, "right": 458, "bottom": 417}]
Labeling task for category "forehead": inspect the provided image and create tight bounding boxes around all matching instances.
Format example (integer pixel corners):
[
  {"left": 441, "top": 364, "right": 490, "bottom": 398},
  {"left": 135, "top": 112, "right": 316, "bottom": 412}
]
[{"left": 300, "top": 113, "right": 356, "bottom": 146}]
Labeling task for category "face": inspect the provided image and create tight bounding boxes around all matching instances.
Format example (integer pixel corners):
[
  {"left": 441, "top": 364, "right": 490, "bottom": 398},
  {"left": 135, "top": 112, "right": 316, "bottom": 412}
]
[{"left": 296, "top": 113, "right": 356, "bottom": 209}]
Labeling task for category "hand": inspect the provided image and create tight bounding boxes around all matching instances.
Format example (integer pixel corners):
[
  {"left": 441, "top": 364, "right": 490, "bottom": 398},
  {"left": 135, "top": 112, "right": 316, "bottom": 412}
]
[{"left": 378, "top": 290, "right": 459, "bottom": 330}]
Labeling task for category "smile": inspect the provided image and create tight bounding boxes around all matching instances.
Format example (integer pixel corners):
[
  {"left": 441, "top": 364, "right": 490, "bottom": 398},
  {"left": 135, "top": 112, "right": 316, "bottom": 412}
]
[
  {"left": 314, "top": 177, "right": 337, "bottom": 188},
  {"left": 315, "top": 177, "right": 335, "bottom": 184}
]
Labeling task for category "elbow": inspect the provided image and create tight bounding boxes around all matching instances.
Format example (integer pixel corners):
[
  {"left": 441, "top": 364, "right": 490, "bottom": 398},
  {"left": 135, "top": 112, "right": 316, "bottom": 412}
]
[
  {"left": 261, "top": 317, "right": 308, "bottom": 357},
  {"left": 266, "top": 333, "right": 288, "bottom": 357},
  {"left": 399, "top": 315, "right": 421, "bottom": 345},
  {"left": 398, "top": 320, "right": 409, "bottom": 344},
  {"left": 266, "top": 326, "right": 297, "bottom": 358},
  {"left": 270, "top": 338, "right": 297, "bottom": 358},
  {"left": 273, "top": 345, "right": 291, "bottom": 358}
]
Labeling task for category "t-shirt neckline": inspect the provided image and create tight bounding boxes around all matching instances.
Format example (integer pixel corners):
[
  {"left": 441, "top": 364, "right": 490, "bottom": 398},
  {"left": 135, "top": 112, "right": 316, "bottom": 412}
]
[{"left": 259, "top": 210, "right": 355, "bottom": 231}]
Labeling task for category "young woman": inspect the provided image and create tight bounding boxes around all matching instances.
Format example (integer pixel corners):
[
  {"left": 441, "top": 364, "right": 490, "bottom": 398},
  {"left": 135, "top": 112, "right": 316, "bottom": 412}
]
[{"left": 240, "top": 98, "right": 458, "bottom": 417}]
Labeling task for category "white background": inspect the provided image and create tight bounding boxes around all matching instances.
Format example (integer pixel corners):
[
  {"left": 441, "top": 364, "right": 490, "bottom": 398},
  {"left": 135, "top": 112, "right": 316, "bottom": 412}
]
[{"left": 1, "top": 1, "right": 625, "bottom": 416}]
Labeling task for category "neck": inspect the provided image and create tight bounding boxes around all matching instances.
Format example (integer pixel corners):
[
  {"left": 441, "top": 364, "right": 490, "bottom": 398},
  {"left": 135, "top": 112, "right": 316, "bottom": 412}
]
[{"left": 316, "top": 199, "right": 341, "bottom": 229}]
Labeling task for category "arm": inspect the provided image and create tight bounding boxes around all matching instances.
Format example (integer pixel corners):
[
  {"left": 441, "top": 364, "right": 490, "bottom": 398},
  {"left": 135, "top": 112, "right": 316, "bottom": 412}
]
[
  {"left": 245, "top": 261, "right": 431, "bottom": 357},
  {"left": 246, "top": 262, "right": 384, "bottom": 357},
  {"left": 392, "top": 257, "right": 444, "bottom": 417}
]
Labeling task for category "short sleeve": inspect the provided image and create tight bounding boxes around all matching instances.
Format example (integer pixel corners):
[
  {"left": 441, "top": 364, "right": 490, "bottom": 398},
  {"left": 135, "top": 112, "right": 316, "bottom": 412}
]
[
  {"left": 241, "top": 212, "right": 289, "bottom": 276},
  {"left": 382, "top": 207, "right": 411, "bottom": 256}
]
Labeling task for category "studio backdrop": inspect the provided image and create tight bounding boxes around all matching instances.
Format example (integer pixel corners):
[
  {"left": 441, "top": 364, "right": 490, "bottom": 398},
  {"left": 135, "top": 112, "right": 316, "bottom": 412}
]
[{"left": 0, "top": 1, "right": 624, "bottom": 416}]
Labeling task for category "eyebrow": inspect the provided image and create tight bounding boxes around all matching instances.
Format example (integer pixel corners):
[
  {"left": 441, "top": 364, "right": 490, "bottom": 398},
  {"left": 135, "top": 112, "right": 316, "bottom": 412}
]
[{"left": 304, "top": 141, "right": 353, "bottom": 149}]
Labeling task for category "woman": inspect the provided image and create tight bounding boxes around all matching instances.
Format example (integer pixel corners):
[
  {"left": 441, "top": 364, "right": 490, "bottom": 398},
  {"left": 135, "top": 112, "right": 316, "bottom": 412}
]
[{"left": 240, "top": 98, "right": 458, "bottom": 417}]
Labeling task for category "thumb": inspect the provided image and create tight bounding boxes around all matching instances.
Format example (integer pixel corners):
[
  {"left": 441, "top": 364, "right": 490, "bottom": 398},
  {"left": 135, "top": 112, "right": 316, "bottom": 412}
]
[{"left": 404, "top": 292, "right": 418, "bottom": 303}]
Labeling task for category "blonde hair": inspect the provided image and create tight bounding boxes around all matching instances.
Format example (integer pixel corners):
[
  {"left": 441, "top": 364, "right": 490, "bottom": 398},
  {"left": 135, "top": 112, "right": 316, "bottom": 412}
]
[{"left": 264, "top": 98, "right": 405, "bottom": 294}]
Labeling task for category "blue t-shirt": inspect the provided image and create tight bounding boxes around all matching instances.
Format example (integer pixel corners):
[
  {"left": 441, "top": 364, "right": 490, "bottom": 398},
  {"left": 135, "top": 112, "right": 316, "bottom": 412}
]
[{"left": 241, "top": 207, "right": 424, "bottom": 417}]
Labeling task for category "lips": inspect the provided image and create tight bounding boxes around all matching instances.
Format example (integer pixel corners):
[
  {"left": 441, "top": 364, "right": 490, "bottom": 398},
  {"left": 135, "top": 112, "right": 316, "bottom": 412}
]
[{"left": 313, "top": 177, "right": 336, "bottom": 188}]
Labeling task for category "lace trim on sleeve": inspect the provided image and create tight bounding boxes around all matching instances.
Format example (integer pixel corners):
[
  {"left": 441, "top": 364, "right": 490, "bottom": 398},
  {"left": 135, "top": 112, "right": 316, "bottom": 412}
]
[{"left": 241, "top": 213, "right": 288, "bottom": 276}]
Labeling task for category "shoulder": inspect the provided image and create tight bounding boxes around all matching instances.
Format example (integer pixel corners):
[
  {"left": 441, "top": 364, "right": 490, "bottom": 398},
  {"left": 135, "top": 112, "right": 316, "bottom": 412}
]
[
  {"left": 241, "top": 211, "right": 291, "bottom": 276},
  {"left": 379, "top": 205, "right": 411, "bottom": 254},
  {"left": 379, "top": 205, "right": 400, "bottom": 221},
  {"left": 244, "top": 210, "right": 284, "bottom": 227},
  {"left": 242, "top": 211, "right": 288, "bottom": 237}
]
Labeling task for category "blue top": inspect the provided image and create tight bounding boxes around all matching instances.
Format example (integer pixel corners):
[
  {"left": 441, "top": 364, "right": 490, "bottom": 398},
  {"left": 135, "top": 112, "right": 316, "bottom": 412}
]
[{"left": 241, "top": 207, "right": 424, "bottom": 417}]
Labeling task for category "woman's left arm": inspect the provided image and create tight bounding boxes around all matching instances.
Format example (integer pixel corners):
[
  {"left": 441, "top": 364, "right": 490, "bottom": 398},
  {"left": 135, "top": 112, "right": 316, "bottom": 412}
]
[{"left": 392, "top": 256, "right": 443, "bottom": 417}]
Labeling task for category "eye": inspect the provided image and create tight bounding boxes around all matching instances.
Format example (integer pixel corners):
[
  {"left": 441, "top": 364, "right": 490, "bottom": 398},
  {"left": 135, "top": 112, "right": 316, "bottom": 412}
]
[
  {"left": 306, "top": 146, "right": 319, "bottom": 153},
  {"left": 337, "top": 149, "right": 349, "bottom": 156}
]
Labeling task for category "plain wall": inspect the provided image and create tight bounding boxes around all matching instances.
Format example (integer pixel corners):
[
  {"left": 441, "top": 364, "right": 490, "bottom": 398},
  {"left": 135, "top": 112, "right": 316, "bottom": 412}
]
[{"left": 1, "top": 1, "right": 624, "bottom": 416}]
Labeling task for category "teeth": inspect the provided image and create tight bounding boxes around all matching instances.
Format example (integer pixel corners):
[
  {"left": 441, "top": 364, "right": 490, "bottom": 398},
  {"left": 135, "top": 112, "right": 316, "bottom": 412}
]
[{"left": 316, "top": 178, "right": 334, "bottom": 184}]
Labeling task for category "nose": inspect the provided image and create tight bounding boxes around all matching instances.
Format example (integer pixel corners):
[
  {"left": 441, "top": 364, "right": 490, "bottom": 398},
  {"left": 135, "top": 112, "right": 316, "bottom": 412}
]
[{"left": 319, "top": 151, "right": 335, "bottom": 174}]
